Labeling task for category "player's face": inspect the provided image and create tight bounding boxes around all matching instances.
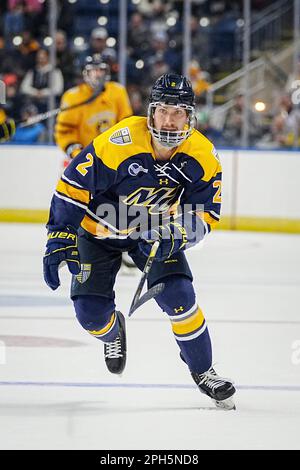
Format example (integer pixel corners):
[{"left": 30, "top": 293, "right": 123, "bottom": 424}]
[
  {"left": 153, "top": 105, "right": 188, "bottom": 131},
  {"left": 87, "top": 67, "right": 106, "bottom": 83}
]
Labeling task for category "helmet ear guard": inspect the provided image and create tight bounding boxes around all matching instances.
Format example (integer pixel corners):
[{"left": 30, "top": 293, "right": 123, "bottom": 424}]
[{"left": 147, "top": 73, "right": 196, "bottom": 148}]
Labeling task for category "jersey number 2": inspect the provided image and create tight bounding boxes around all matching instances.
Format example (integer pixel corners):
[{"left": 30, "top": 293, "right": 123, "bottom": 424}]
[
  {"left": 76, "top": 153, "right": 93, "bottom": 176},
  {"left": 213, "top": 180, "right": 222, "bottom": 204}
]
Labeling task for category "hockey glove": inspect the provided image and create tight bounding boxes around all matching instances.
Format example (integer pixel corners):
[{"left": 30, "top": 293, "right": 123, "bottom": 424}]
[
  {"left": 43, "top": 225, "right": 80, "bottom": 290},
  {"left": 139, "top": 213, "right": 208, "bottom": 262},
  {"left": 0, "top": 118, "right": 16, "bottom": 142}
]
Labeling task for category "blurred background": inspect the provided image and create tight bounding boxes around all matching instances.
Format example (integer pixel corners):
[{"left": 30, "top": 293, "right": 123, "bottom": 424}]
[
  {"left": 1, "top": 0, "right": 300, "bottom": 233},
  {"left": 1, "top": 0, "right": 300, "bottom": 148}
]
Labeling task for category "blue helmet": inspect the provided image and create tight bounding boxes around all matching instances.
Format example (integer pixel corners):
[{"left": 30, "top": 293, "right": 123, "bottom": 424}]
[
  {"left": 148, "top": 73, "right": 196, "bottom": 148},
  {"left": 150, "top": 73, "right": 195, "bottom": 107}
]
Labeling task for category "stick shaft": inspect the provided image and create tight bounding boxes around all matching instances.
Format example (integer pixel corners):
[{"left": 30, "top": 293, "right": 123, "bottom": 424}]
[
  {"left": 129, "top": 241, "right": 160, "bottom": 316},
  {"left": 17, "top": 89, "right": 102, "bottom": 128}
]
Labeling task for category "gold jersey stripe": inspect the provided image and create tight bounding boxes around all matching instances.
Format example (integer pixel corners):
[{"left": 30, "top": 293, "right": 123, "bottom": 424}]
[
  {"left": 196, "top": 211, "right": 219, "bottom": 227},
  {"left": 81, "top": 215, "right": 113, "bottom": 237},
  {"left": 171, "top": 307, "right": 205, "bottom": 335},
  {"left": 56, "top": 179, "right": 90, "bottom": 205}
]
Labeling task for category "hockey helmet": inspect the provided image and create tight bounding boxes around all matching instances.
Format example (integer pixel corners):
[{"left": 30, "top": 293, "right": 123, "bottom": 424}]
[
  {"left": 147, "top": 73, "right": 195, "bottom": 148},
  {"left": 82, "top": 53, "right": 110, "bottom": 89}
]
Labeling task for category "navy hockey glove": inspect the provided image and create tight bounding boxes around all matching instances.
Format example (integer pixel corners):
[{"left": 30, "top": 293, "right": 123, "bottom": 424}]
[
  {"left": 43, "top": 225, "right": 80, "bottom": 290},
  {"left": 139, "top": 214, "right": 208, "bottom": 262},
  {"left": 0, "top": 118, "right": 16, "bottom": 142}
]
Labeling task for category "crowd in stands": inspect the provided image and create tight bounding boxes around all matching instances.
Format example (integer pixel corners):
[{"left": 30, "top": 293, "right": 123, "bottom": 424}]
[{"left": 1, "top": 0, "right": 299, "bottom": 147}]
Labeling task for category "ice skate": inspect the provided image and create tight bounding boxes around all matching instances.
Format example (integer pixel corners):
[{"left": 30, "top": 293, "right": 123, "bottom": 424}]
[
  {"left": 104, "top": 311, "right": 127, "bottom": 374},
  {"left": 192, "top": 367, "right": 236, "bottom": 410}
]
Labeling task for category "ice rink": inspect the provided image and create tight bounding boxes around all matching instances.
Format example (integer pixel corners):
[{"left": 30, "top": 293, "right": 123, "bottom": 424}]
[{"left": 0, "top": 223, "right": 299, "bottom": 450}]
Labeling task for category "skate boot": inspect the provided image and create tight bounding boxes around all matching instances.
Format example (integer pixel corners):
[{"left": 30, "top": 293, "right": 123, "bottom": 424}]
[
  {"left": 192, "top": 366, "right": 236, "bottom": 410},
  {"left": 104, "top": 311, "right": 127, "bottom": 374}
]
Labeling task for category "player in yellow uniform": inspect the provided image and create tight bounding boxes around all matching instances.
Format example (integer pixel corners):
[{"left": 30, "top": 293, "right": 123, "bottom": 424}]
[
  {"left": 55, "top": 53, "right": 134, "bottom": 267},
  {"left": 44, "top": 74, "right": 236, "bottom": 410},
  {"left": 0, "top": 108, "right": 16, "bottom": 143},
  {"left": 55, "top": 54, "right": 133, "bottom": 161}
]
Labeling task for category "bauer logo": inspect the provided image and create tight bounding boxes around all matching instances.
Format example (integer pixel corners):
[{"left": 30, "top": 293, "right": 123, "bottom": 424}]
[
  {"left": 0, "top": 341, "right": 6, "bottom": 365},
  {"left": 291, "top": 339, "right": 300, "bottom": 365},
  {"left": 109, "top": 127, "right": 132, "bottom": 145}
]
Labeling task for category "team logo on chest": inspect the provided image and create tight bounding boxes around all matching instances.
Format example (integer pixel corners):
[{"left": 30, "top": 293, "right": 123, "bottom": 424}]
[
  {"left": 128, "top": 162, "right": 148, "bottom": 176},
  {"left": 109, "top": 127, "right": 132, "bottom": 145},
  {"left": 122, "top": 186, "right": 181, "bottom": 215}
]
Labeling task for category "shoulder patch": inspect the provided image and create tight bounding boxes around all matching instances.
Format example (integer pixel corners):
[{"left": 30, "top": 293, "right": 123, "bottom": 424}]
[{"left": 109, "top": 127, "right": 132, "bottom": 145}]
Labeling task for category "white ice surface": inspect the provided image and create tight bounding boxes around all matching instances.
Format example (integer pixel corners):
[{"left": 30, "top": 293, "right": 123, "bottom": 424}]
[{"left": 0, "top": 224, "right": 299, "bottom": 450}]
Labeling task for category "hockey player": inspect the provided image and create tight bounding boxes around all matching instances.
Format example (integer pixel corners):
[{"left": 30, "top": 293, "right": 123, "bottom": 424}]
[
  {"left": 43, "top": 73, "right": 236, "bottom": 410},
  {"left": 55, "top": 53, "right": 133, "bottom": 162},
  {"left": 0, "top": 109, "right": 16, "bottom": 143}
]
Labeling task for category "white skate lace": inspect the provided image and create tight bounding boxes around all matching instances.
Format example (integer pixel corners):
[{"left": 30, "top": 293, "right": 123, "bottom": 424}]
[
  {"left": 104, "top": 336, "right": 123, "bottom": 358},
  {"left": 199, "top": 367, "right": 232, "bottom": 392}
]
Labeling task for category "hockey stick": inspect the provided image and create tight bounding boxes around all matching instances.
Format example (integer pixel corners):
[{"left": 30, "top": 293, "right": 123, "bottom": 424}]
[
  {"left": 129, "top": 241, "right": 165, "bottom": 317},
  {"left": 17, "top": 87, "right": 103, "bottom": 128}
]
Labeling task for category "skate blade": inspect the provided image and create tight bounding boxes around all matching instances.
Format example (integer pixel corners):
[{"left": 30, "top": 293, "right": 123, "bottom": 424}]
[{"left": 213, "top": 397, "right": 236, "bottom": 410}]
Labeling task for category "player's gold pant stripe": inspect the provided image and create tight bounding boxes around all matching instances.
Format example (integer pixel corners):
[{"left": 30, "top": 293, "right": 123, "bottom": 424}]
[
  {"left": 88, "top": 312, "right": 116, "bottom": 336},
  {"left": 81, "top": 215, "right": 113, "bottom": 237},
  {"left": 171, "top": 307, "right": 205, "bottom": 335},
  {"left": 56, "top": 179, "right": 90, "bottom": 204}
]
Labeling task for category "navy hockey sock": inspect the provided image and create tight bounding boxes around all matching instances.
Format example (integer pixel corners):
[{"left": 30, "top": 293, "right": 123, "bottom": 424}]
[
  {"left": 73, "top": 295, "right": 119, "bottom": 342},
  {"left": 154, "top": 275, "right": 212, "bottom": 374}
]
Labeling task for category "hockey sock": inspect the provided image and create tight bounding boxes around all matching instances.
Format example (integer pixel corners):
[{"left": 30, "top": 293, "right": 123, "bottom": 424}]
[
  {"left": 73, "top": 295, "right": 119, "bottom": 342},
  {"left": 154, "top": 275, "right": 212, "bottom": 374}
]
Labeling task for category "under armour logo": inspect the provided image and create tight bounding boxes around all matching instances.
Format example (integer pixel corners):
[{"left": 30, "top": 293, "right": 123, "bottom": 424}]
[
  {"left": 159, "top": 178, "right": 169, "bottom": 185},
  {"left": 174, "top": 306, "right": 184, "bottom": 313}
]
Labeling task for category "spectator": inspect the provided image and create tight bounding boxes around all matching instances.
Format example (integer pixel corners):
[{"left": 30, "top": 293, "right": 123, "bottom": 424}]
[
  {"left": 55, "top": 30, "right": 76, "bottom": 90},
  {"left": 81, "top": 27, "right": 118, "bottom": 79},
  {"left": 146, "top": 30, "right": 179, "bottom": 75},
  {"left": 285, "top": 58, "right": 300, "bottom": 96},
  {"left": 12, "top": 103, "right": 46, "bottom": 143},
  {"left": 127, "top": 12, "right": 150, "bottom": 60},
  {"left": 20, "top": 48, "right": 64, "bottom": 112},
  {"left": 4, "top": 1, "right": 24, "bottom": 46},
  {"left": 15, "top": 30, "right": 40, "bottom": 74},
  {"left": 271, "top": 94, "right": 300, "bottom": 147},
  {"left": 189, "top": 60, "right": 210, "bottom": 97},
  {"left": 23, "top": 0, "right": 44, "bottom": 36},
  {"left": 224, "top": 94, "right": 261, "bottom": 146}
]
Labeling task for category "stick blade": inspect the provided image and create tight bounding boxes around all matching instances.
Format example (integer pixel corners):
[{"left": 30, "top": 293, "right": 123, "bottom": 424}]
[{"left": 128, "top": 282, "right": 165, "bottom": 317}]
